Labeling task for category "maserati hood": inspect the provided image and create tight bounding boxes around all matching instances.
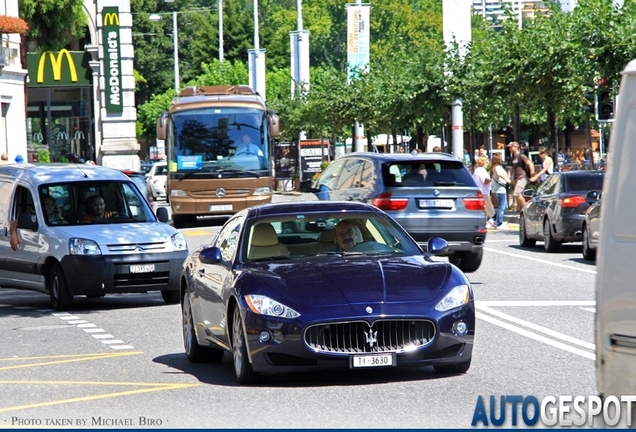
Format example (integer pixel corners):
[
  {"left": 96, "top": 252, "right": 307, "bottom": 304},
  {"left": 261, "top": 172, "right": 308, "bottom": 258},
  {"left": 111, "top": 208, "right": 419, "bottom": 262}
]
[{"left": 246, "top": 256, "right": 450, "bottom": 308}]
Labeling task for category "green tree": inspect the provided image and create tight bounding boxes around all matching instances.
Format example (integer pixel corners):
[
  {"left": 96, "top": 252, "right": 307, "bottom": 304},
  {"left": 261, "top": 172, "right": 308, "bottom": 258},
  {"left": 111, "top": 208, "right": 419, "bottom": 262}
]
[{"left": 20, "top": 0, "right": 87, "bottom": 51}]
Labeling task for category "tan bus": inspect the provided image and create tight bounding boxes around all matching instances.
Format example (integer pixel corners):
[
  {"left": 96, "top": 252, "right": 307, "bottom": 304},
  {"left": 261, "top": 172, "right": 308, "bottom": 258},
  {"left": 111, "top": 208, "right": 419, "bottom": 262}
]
[{"left": 157, "top": 85, "right": 279, "bottom": 228}]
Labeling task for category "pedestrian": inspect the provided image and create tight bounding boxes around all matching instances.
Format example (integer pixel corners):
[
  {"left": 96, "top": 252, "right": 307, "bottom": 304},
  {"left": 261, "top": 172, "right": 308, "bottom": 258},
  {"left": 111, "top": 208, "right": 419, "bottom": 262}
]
[
  {"left": 472, "top": 155, "right": 496, "bottom": 229},
  {"left": 489, "top": 153, "right": 510, "bottom": 229},
  {"left": 0, "top": 153, "right": 8, "bottom": 164},
  {"left": 530, "top": 146, "right": 553, "bottom": 183},
  {"left": 432, "top": 145, "right": 442, "bottom": 152},
  {"left": 14, "top": 154, "right": 24, "bottom": 163},
  {"left": 507, "top": 141, "right": 534, "bottom": 211}
]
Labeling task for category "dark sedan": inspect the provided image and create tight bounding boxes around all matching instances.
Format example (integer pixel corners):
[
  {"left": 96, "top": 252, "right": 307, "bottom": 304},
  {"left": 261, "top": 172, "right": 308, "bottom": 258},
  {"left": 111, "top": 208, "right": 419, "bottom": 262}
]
[
  {"left": 180, "top": 201, "right": 474, "bottom": 384},
  {"left": 519, "top": 170, "right": 604, "bottom": 252}
]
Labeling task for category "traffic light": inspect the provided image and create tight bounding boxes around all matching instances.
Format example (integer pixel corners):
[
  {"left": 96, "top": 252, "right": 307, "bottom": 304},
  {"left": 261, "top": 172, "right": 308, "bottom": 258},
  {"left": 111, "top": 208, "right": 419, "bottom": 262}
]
[
  {"left": 597, "top": 80, "right": 614, "bottom": 121},
  {"left": 583, "top": 85, "right": 595, "bottom": 114}
]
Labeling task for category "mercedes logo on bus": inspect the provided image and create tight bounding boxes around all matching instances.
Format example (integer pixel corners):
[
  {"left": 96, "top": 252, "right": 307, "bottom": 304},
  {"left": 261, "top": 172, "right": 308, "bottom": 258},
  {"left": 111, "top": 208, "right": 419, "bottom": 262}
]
[{"left": 215, "top": 188, "right": 226, "bottom": 198}]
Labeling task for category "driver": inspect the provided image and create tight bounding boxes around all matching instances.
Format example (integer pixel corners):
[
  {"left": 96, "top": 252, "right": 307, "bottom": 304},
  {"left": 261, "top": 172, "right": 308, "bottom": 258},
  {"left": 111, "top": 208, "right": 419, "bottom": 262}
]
[
  {"left": 80, "top": 195, "right": 118, "bottom": 223},
  {"left": 329, "top": 220, "right": 359, "bottom": 252}
]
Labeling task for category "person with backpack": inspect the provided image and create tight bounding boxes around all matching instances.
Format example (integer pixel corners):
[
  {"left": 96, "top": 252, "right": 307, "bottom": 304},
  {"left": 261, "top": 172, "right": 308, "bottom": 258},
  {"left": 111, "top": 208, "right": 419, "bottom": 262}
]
[{"left": 507, "top": 141, "right": 534, "bottom": 211}]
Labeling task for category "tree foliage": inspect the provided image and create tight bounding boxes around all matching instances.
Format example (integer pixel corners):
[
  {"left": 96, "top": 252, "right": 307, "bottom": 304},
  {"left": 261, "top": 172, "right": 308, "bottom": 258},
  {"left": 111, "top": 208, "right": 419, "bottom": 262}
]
[{"left": 20, "top": 0, "right": 86, "bottom": 51}]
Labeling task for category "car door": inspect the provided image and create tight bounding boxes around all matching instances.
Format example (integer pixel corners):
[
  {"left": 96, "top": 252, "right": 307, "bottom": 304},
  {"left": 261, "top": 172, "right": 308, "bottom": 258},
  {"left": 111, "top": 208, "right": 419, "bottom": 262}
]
[
  {"left": 0, "top": 184, "right": 47, "bottom": 291},
  {"left": 526, "top": 174, "right": 558, "bottom": 236},
  {"left": 194, "top": 215, "right": 244, "bottom": 346}
]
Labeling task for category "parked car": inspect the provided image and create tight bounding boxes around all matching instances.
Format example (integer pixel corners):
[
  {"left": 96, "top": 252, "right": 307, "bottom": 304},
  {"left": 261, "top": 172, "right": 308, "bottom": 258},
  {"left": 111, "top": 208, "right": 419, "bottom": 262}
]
[
  {"left": 301, "top": 152, "right": 487, "bottom": 272},
  {"left": 140, "top": 162, "right": 154, "bottom": 176},
  {"left": 181, "top": 201, "right": 475, "bottom": 384},
  {"left": 581, "top": 190, "right": 602, "bottom": 261},
  {"left": 147, "top": 161, "right": 167, "bottom": 200},
  {"left": 518, "top": 170, "right": 604, "bottom": 252},
  {"left": 1, "top": 163, "right": 188, "bottom": 310}
]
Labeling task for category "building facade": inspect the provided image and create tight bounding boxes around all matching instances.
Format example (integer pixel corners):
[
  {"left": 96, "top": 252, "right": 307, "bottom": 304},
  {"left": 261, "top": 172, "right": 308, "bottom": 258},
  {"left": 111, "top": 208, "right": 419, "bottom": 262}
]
[
  {"left": 0, "top": 0, "right": 28, "bottom": 162},
  {"left": 24, "top": 0, "right": 138, "bottom": 169}
]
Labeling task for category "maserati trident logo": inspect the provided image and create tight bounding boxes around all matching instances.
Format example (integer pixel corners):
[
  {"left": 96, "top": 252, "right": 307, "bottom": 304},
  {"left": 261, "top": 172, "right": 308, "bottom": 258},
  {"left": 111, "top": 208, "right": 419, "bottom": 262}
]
[
  {"left": 216, "top": 188, "right": 226, "bottom": 198},
  {"left": 364, "top": 329, "right": 378, "bottom": 348}
]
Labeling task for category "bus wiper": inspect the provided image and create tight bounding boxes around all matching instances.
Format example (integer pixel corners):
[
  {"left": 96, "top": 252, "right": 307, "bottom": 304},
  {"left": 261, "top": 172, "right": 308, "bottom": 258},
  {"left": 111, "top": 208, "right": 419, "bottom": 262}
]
[{"left": 216, "top": 168, "right": 260, "bottom": 178}]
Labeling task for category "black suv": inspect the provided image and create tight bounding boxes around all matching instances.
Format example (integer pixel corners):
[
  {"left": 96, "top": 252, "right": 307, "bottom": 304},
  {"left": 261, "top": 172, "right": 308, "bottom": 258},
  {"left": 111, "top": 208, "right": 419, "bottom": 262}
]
[{"left": 304, "top": 152, "right": 487, "bottom": 272}]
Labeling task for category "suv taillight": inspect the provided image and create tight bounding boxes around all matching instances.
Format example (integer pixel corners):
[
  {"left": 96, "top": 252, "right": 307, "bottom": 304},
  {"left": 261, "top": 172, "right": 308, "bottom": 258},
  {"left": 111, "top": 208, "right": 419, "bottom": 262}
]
[
  {"left": 372, "top": 192, "right": 408, "bottom": 211},
  {"left": 562, "top": 195, "right": 586, "bottom": 208},
  {"left": 463, "top": 191, "right": 486, "bottom": 211}
]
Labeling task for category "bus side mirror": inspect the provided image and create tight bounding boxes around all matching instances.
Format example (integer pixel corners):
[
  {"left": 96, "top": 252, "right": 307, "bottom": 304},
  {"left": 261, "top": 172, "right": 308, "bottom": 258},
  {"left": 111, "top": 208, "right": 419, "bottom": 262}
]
[
  {"left": 156, "top": 112, "right": 168, "bottom": 140},
  {"left": 269, "top": 112, "right": 280, "bottom": 137}
]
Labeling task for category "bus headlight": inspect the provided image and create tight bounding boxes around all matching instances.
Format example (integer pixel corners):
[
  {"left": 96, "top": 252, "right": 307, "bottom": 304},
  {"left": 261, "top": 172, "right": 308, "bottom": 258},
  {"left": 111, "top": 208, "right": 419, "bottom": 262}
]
[
  {"left": 253, "top": 187, "right": 271, "bottom": 196},
  {"left": 170, "top": 189, "right": 188, "bottom": 197}
]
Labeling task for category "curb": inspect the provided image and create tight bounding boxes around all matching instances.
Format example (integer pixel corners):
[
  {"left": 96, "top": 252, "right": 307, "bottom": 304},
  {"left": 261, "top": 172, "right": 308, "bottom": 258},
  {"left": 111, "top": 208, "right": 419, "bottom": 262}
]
[{"left": 503, "top": 212, "right": 520, "bottom": 224}]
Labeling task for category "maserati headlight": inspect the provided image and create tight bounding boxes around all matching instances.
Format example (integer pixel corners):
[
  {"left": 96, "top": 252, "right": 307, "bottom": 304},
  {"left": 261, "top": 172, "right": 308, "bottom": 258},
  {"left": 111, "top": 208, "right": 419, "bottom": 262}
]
[
  {"left": 69, "top": 238, "right": 102, "bottom": 255},
  {"left": 245, "top": 294, "right": 300, "bottom": 318},
  {"left": 435, "top": 284, "right": 470, "bottom": 312},
  {"left": 171, "top": 233, "right": 187, "bottom": 251}
]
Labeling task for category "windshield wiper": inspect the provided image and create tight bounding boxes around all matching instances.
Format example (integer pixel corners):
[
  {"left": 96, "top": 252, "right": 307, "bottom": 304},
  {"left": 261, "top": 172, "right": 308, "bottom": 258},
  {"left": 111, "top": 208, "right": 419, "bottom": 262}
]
[
  {"left": 216, "top": 168, "right": 260, "bottom": 178},
  {"left": 250, "top": 256, "right": 290, "bottom": 262}
]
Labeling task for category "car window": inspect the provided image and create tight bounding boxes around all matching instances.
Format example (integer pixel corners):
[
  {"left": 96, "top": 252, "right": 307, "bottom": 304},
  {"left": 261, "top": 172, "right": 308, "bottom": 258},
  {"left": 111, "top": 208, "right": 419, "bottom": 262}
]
[
  {"left": 215, "top": 215, "right": 244, "bottom": 263},
  {"left": 316, "top": 159, "right": 345, "bottom": 191},
  {"left": 537, "top": 174, "right": 558, "bottom": 195},
  {"left": 38, "top": 181, "right": 153, "bottom": 225},
  {"left": 334, "top": 159, "right": 363, "bottom": 190},
  {"left": 0, "top": 180, "right": 13, "bottom": 225},
  {"left": 382, "top": 161, "right": 473, "bottom": 187},
  {"left": 359, "top": 161, "right": 374, "bottom": 188},
  {"left": 565, "top": 174, "right": 604, "bottom": 192}
]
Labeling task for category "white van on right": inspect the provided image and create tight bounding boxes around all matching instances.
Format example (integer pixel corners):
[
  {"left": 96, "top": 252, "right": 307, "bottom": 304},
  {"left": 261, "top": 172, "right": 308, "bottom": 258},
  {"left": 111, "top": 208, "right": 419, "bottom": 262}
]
[{"left": 596, "top": 57, "right": 636, "bottom": 414}]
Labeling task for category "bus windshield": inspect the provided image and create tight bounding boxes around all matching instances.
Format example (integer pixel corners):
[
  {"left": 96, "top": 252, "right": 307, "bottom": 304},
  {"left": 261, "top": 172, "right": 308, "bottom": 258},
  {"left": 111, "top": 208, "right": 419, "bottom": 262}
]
[{"left": 168, "top": 107, "right": 271, "bottom": 175}]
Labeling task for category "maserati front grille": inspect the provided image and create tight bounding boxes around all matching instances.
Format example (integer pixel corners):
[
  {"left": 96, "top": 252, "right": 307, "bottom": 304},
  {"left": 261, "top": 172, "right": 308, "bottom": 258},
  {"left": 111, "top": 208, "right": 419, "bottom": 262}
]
[{"left": 304, "top": 319, "right": 436, "bottom": 354}]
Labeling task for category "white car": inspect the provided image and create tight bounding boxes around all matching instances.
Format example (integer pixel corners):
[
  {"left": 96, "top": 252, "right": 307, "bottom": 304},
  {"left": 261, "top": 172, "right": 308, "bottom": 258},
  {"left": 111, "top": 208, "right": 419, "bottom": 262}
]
[{"left": 147, "top": 161, "right": 167, "bottom": 200}]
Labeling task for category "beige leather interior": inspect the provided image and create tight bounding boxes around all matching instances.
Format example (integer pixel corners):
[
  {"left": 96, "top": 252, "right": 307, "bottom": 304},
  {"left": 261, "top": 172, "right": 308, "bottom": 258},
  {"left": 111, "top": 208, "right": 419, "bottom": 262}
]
[{"left": 248, "top": 223, "right": 290, "bottom": 259}]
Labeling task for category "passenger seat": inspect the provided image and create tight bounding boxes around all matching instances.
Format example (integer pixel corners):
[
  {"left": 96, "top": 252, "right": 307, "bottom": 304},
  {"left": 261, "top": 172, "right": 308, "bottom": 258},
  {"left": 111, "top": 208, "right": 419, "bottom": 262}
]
[{"left": 248, "top": 223, "right": 290, "bottom": 259}]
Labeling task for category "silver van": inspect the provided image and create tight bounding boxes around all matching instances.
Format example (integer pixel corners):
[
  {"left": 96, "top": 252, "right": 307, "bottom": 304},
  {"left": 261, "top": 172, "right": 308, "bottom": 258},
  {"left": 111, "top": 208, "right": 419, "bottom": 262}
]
[
  {"left": 596, "top": 57, "right": 636, "bottom": 422},
  {"left": 0, "top": 163, "right": 188, "bottom": 310}
]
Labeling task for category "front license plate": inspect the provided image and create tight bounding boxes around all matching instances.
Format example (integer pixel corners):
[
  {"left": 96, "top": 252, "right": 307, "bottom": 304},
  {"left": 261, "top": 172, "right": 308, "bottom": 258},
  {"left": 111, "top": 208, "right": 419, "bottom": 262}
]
[
  {"left": 209, "top": 204, "right": 233, "bottom": 212},
  {"left": 419, "top": 199, "right": 454, "bottom": 208},
  {"left": 350, "top": 353, "right": 396, "bottom": 368},
  {"left": 130, "top": 264, "right": 155, "bottom": 274}
]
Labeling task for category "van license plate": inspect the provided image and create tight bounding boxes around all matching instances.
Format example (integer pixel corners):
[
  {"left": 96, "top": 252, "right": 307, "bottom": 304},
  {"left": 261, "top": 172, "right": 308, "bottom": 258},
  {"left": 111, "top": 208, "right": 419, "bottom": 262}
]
[
  {"left": 209, "top": 204, "right": 233, "bottom": 212},
  {"left": 419, "top": 199, "right": 454, "bottom": 208},
  {"left": 350, "top": 353, "right": 395, "bottom": 368},
  {"left": 130, "top": 264, "right": 155, "bottom": 273}
]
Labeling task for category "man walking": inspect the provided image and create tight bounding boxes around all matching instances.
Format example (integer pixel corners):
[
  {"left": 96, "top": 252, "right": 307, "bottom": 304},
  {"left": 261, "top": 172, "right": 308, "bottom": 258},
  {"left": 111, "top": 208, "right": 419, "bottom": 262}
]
[{"left": 507, "top": 141, "right": 534, "bottom": 211}]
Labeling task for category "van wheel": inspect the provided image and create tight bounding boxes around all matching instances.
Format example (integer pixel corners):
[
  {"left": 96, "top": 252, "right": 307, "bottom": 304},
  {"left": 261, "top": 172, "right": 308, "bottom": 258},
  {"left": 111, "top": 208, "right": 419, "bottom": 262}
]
[
  {"left": 49, "top": 264, "right": 73, "bottom": 311},
  {"left": 162, "top": 290, "right": 180, "bottom": 304},
  {"left": 543, "top": 219, "right": 561, "bottom": 252},
  {"left": 582, "top": 225, "right": 596, "bottom": 261}
]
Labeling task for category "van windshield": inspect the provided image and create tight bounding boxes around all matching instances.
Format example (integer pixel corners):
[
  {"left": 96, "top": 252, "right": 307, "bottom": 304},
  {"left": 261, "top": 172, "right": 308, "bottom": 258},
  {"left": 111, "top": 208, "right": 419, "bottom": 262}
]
[
  {"left": 38, "top": 181, "right": 154, "bottom": 226},
  {"left": 167, "top": 107, "right": 271, "bottom": 175}
]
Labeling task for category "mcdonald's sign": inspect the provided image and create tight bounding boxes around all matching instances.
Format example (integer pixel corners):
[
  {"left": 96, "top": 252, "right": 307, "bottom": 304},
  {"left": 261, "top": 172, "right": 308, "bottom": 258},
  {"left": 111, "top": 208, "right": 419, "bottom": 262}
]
[
  {"left": 103, "top": 12, "right": 120, "bottom": 26},
  {"left": 27, "top": 50, "right": 91, "bottom": 87},
  {"left": 101, "top": 6, "right": 123, "bottom": 113}
]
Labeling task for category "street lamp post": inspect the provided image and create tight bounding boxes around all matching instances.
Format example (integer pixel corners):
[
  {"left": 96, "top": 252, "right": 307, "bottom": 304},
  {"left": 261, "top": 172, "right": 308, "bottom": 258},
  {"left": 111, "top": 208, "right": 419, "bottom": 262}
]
[{"left": 149, "top": 6, "right": 215, "bottom": 93}]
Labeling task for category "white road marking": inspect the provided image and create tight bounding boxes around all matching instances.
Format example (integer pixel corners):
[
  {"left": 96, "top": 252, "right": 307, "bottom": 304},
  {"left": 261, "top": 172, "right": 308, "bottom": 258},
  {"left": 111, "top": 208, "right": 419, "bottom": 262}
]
[
  {"left": 484, "top": 247, "right": 597, "bottom": 274},
  {"left": 52, "top": 312, "right": 134, "bottom": 350},
  {"left": 476, "top": 311, "right": 595, "bottom": 360},
  {"left": 476, "top": 304, "right": 595, "bottom": 350},
  {"left": 581, "top": 308, "right": 595, "bottom": 313},
  {"left": 478, "top": 300, "right": 595, "bottom": 306}
]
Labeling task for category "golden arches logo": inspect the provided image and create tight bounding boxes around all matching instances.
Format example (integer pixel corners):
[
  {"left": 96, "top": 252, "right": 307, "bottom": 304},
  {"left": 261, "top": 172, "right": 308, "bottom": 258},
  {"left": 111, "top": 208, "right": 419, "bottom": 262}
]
[
  {"left": 36, "top": 49, "right": 78, "bottom": 84},
  {"left": 103, "top": 12, "right": 119, "bottom": 26}
]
